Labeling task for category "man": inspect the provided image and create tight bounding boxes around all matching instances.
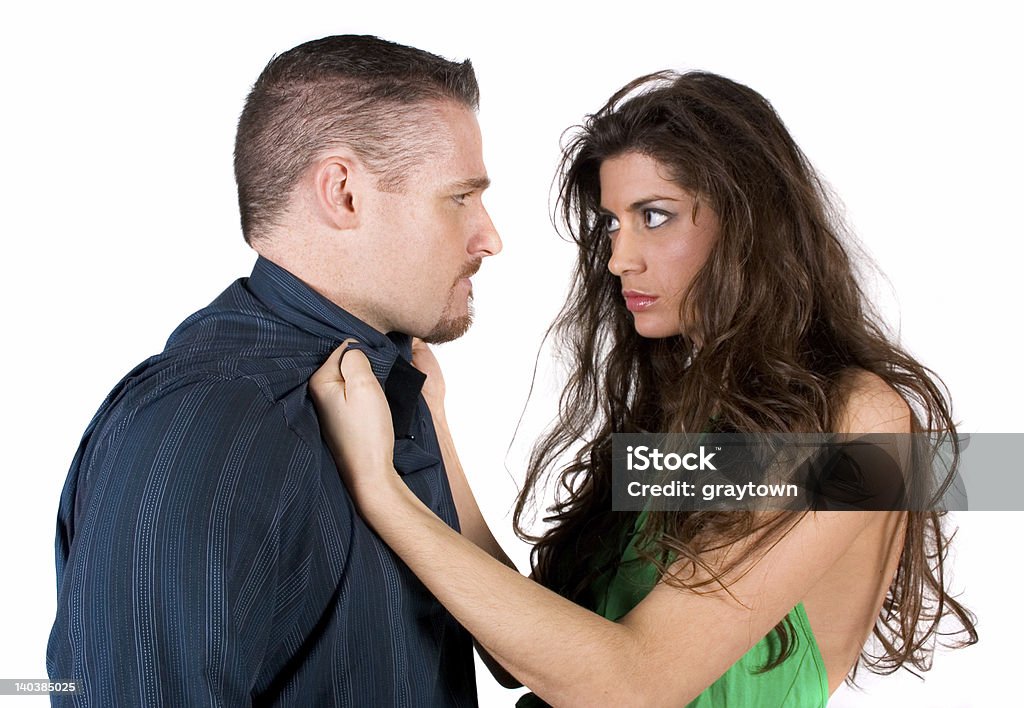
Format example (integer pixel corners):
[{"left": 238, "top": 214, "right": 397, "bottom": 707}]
[{"left": 48, "top": 35, "right": 501, "bottom": 706}]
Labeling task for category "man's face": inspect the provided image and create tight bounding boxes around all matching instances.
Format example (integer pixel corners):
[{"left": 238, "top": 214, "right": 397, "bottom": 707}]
[{"left": 365, "top": 102, "right": 501, "bottom": 342}]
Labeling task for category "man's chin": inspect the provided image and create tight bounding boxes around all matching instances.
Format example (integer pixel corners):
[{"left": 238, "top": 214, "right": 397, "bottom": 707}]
[{"left": 421, "top": 313, "right": 472, "bottom": 344}]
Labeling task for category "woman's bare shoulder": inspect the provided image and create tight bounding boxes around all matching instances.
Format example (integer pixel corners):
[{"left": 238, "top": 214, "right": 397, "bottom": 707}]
[{"left": 835, "top": 368, "right": 911, "bottom": 434}]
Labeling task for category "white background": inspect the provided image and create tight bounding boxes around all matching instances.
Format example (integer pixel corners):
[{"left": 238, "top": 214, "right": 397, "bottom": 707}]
[{"left": 1, "top": 1, "right": 1021, "bottom": 706}]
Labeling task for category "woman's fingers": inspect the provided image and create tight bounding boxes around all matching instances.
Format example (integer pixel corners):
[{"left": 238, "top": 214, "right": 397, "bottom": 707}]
[
  {"left": 310, "top": 339, "right": 356, "bottom": 395},
  {"left": 411, "top": 337, "right": 447, "bottom": 411},
  {"left": 312, "top": 340, "right": 385, "bottom": 413},
  {"left": 410, "top": 338, "right": 435, "bottom": 377},
  {"left": 337, "top": 344, "right": 376, "bottom": 400},
  {"left": 310, "top": 341, "right": 397, "bottom": 496},
  {"left": 310, "top": 339, "right": 376, "bottom": 401}
]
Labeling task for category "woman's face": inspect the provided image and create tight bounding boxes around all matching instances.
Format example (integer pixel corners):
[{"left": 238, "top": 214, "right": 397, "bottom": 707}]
[{"left": 599, "top": 152, "right": 718, "bottom": 339}]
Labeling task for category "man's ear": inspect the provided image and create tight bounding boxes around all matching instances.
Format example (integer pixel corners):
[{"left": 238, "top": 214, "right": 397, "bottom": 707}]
[{"left": 313, "top": 155, "right": 362, "bottom": 231}]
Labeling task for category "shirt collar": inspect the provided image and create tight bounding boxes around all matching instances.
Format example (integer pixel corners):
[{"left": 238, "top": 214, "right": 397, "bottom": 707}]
[{"left": 246, "top": 256, "right": 425, "bottom": 437}]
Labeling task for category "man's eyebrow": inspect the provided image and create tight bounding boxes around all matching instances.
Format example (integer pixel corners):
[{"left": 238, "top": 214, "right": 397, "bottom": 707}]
[{"left": 447, "top": 176, "right": 491, "bottom": 192}]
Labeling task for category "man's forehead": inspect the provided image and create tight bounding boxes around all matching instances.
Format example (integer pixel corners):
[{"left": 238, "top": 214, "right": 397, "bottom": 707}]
[{"left": 416, "top": 102, "right": 488, "bottom": 190}]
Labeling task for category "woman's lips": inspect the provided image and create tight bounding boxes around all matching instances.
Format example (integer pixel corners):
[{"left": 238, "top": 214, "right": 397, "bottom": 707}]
[{"left": 623, "top": 291, "right": 658, "bottom": 312}]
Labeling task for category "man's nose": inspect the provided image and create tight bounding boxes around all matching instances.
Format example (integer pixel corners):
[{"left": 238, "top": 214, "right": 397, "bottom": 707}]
[{"left": 471, "top": 206, "right": 502, "bottom": 257}]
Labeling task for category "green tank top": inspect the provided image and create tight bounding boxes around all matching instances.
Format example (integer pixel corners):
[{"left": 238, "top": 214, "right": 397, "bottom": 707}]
[{"left": 517, "top": 512, "right": 829, "bottom": 707}]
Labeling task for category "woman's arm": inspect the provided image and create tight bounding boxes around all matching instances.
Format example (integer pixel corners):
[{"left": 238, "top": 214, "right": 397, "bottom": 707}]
[
  {"left": 311, "top": 347, "right": 907, "bottom": 706},
  {"left": 412, "top": 339, "right": 523, "bottom": 688},
  {"left": 432, "top": 411, "right": 526, "bottom": 687},
  {"left": 359, "top": 478, "right": 879, "bottom": 706},
  {"left": 411, "top": 339, "right": 516, "bottom": 568}
]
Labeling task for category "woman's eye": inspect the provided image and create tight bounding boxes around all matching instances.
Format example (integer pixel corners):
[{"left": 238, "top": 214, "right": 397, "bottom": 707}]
[
  {"left": 603, "top": 214, "right": 621, "bottom": 235},
  {"left": 644, "top": 209, "right": 670, "bottom": 228}
]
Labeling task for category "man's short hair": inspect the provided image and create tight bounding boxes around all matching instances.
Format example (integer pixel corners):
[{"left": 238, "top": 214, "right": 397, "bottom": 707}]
[{"left": 234, "top": 35, "right": 479, "bottom": 243}]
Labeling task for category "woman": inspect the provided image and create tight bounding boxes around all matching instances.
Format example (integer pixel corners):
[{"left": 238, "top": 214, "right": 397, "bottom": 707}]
[{"left": 310, "top": 71, "right": 976, "bottom": 706}]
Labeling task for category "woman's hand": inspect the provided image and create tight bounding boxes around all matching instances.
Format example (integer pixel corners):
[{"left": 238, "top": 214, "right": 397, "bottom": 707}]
[
  {"left": 309, "top": 341, "right": 399, "bottom": 507},
  {"left": 411, "top": 338, "right": 447, "bottom": 423}
]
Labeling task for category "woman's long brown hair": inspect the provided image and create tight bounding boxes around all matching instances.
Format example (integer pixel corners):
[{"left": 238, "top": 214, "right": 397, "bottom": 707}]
[{"left": 514, "top": 71, "right": 976, "bottom": 678}]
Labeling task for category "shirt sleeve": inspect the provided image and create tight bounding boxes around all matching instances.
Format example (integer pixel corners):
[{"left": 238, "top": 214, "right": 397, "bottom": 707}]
[{"left": 48, "top": 377, "right": 326, "bottom": 707}]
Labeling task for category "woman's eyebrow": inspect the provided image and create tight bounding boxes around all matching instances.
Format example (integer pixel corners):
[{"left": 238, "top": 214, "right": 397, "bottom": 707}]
[
  {"left": 600, "top": 195, "right": 682, "bottom": 213},
  {"left": 628, "top": 195, "right": 681, "bottom": 210}
]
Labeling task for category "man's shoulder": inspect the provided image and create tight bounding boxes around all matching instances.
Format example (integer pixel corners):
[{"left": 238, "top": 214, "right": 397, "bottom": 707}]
[
  {"left": 72, "top": 271, "right": 336, "bottom": 497},
  {"left": 67, "top": 368, "right": 338, "bottom": 545},
  {"left": 104, "top": 366, "right": 321, "bottom": 462},
  {"left": 99, "top": 277, "right": 326, "bottom": 447},
  {"left": 162, "top": 275, "right": 321, "bottom": 367}
]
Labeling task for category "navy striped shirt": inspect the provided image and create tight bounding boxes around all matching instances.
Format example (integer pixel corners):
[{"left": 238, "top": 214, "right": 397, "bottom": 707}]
[{"left": 48, "top": 256, "right": 477, "bottom": 707}]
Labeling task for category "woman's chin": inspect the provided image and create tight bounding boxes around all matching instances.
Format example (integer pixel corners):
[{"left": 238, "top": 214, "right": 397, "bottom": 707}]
[{"left": 631, "top": 316, "right": 682, "bottom": 340}]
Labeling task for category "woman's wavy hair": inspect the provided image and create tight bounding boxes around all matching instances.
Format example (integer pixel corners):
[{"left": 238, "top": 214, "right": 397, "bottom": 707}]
[{"left": 514, "top": 71, "right": 976, "bottom": 678}]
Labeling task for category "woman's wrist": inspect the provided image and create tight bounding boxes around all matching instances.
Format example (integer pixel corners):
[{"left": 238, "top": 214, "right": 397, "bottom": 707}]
[{"left": 355, "top": 465, "right": 418, "bottom": 525}]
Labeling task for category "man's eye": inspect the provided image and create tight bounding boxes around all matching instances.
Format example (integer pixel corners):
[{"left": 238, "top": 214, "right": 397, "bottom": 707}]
[
  {"left": 644, "top": 209, "right": 670, "bottom": 228},
  {"left": 452, "top": 192, "right": 472, "bottom": 205},
  {"left": 603, "top": 214, "right": 621, "bottom": 235}
]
